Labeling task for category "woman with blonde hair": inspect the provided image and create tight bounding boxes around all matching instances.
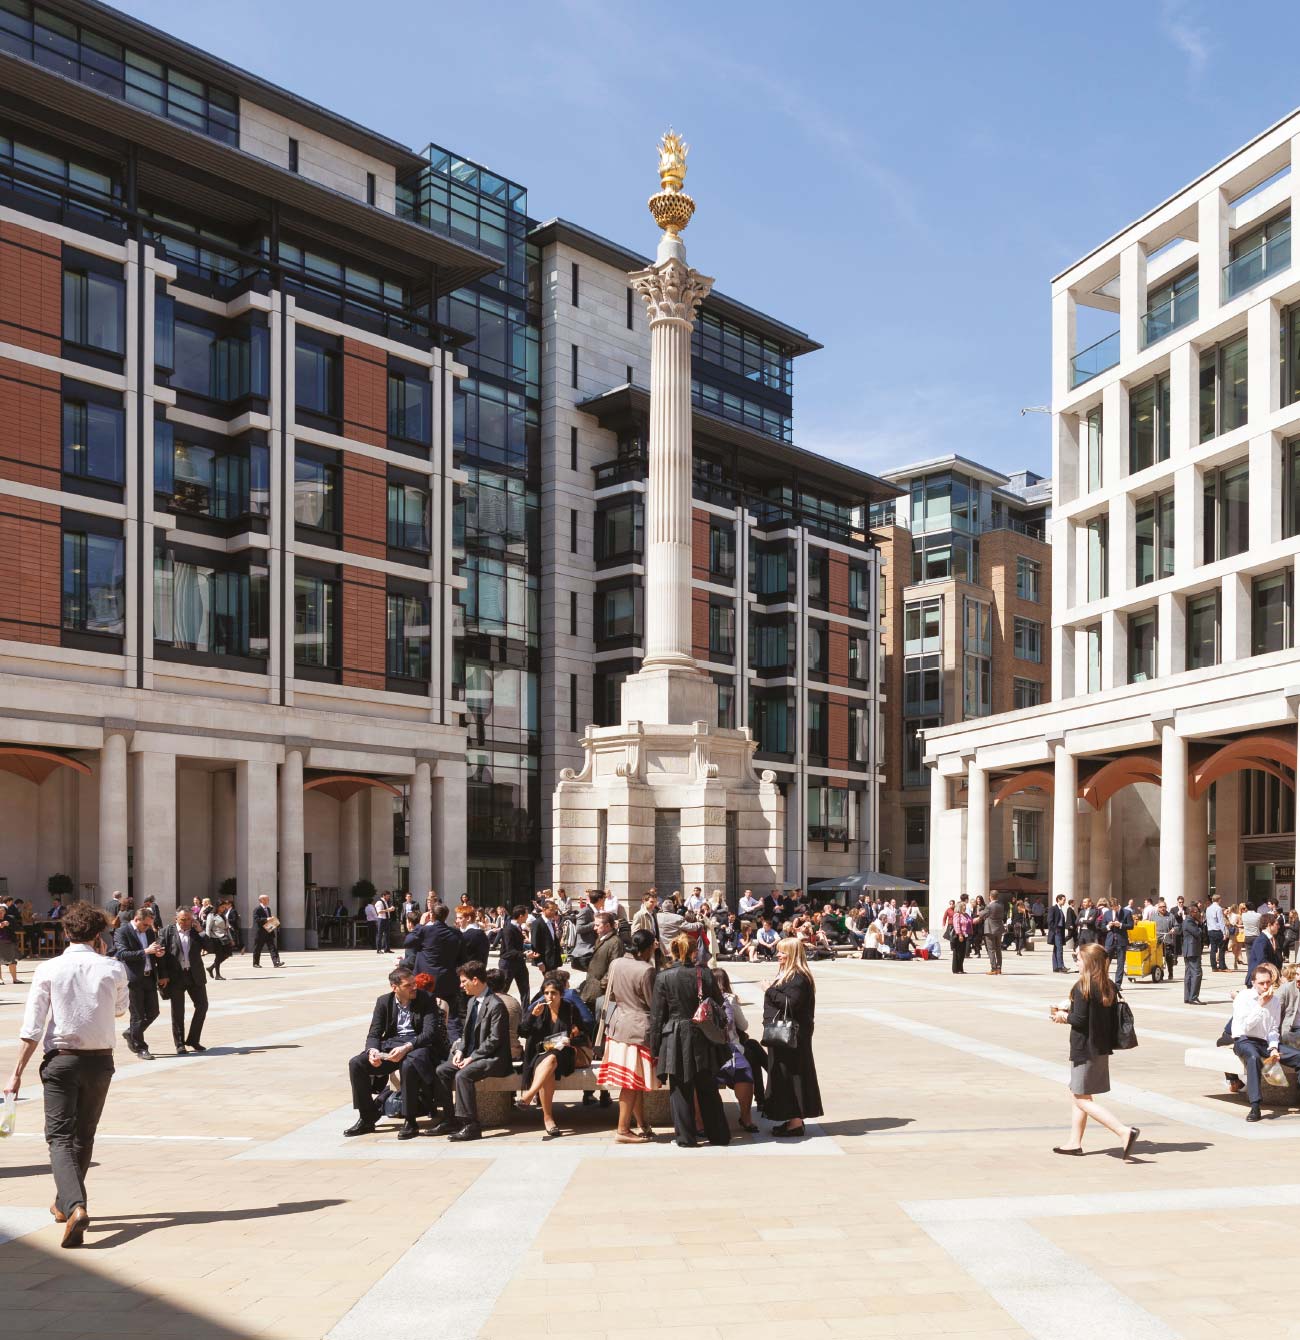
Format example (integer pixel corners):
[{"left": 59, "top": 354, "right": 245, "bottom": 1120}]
[
  {"left": 1050, "top": 942, "right": 1140, "bottom": 1159},
  {"left": 762, "top": 937, "right": 823, "bottom": 1137},
  {"left": 1226, "top": 903, "right": 1246, "bottom": 970}
]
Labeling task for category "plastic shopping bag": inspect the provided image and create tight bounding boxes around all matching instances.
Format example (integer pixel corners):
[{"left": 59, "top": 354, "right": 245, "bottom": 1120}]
[
  {"left": 1263, "top": 1059, "right": 1289, "bottom": 1088},
  {"left": 0, "top": 1091, "right": 15, "bottom": 1138}
]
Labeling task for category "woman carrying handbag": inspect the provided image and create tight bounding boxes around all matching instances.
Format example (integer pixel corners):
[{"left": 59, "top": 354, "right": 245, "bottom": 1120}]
[{"left": 762, "top": 937, "right": 823, "bottom": 1138}]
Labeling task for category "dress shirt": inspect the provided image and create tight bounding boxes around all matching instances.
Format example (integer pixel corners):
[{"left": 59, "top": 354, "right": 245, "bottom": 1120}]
[
  {"left": 463, "top": 998, "right": 481, "bottom": 1052},
  {"left": 394, "top": 1002, "right": 414, "bottom": 1042},
  {"left": 135, "top": 926, "right": 153, "bottom": 974},
  {"left": 1231, "top": 988, "right": 1282, "bottom": 1049},
  {"left": 1242, "top": 909, "right": 1262, "bottom": 939},
  {"left": 175, "top": 929, "right": 192, "bottom": 970},
  {"left": 1206, "top": 902, "right": 1225, "bottom": 933},
  {"left": 20, "top": 943, "right": 129, "bottom": 1052}
]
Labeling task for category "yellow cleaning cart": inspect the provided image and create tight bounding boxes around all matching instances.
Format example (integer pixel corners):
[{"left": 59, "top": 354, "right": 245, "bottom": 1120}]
[{"left": 1124, "top": 918, "right": 1165, "bottom": 982}]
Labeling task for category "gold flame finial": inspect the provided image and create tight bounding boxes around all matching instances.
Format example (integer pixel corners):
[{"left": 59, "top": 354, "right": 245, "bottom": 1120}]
[{"left": 649, "top": 128, "right": 695, "bottom": 236}]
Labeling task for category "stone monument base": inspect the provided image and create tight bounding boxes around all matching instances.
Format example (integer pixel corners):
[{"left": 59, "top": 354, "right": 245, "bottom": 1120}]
[{"left": 552, "top": 717, "right": 783, "bottom": 903}]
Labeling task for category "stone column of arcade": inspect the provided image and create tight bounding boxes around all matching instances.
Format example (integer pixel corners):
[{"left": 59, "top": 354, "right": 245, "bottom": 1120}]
[{"left": 279, "top": 746, "right": 306, "bottom": 949}]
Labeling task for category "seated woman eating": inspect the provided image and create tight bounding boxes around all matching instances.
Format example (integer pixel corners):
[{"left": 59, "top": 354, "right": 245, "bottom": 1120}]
[{"left": 519, "top": 973, "right": 591, "bottom": 1139}]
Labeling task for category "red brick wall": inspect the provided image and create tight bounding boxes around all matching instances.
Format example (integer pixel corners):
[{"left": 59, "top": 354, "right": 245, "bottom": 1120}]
[
  {"left": 692, "top": 587, "right": 710, "bottom": 661},
  {"left": 0, "top": 222, "right": 60, "bottom": 356},
  {"left": 0, "top": 358, "right": 59, "bottom": 488},
  {"left": 828, "top": 551, "right": 850, "bottom": 617},
  {"left": 342, "top": 454, "right": 386, "bottom": 558},
  {"left": 828, "top": 692, "right": 850, "bottom": 769},
  {"left": 827, "top": 624, "right": 849, "bottom": 687},
  {"left": 0, "top": 499, "right": 61, "bottom": 646},
  {"left": 343, "top": 338, "right": 386, "bottom": 448},
  {"left": 341, "top": 570, "right": 386, "bottom": 690},
  {"left": 691, "top": 510, "right": 709, "bottom": 581}
]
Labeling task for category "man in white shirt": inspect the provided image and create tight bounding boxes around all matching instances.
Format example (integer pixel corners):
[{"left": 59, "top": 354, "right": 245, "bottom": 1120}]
[
  {"left": 5, "top": 902, "right": 127, "bottom": 1247},
  {"left": 1206, "top": 894, "right": 1227, "bottom": 972},
  {"left": 1229, "top": 962, "right": 1300, "bottom": 1121},
  {"left": 373, "top": 893, "right": 392, "bottom": 955},
  {"left": 739, "top": 890, "right": 761, "bottom": 923}
]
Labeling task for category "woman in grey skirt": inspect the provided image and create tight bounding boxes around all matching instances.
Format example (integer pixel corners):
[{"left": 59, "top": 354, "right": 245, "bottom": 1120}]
[{"left": 1050, "top": 942, "right": 1140, "bottom": 1159}]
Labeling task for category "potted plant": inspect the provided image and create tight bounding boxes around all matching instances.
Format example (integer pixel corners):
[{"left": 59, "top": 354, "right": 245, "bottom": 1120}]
[
  {"left": 218, "top": 877, "right": 237, "bottom": 902},
  {"left": 351, "top": 878, "right": 376, "bottom": 904},
  {"left": 47, "top": 873, "right": 74, "bottom": 898}
]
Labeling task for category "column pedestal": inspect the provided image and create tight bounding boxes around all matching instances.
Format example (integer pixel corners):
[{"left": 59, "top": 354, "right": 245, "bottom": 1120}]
[{"left": 279, "top": 748, "right": 306, "bottom": 950}]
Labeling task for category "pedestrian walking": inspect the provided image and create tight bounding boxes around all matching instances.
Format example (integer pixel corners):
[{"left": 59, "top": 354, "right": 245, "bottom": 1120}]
[
  {"left": 1182, "top": 903, "right": 1206, "bottom": 1004},
  {"left": 4, "top": 902, "right": 128, "bottom": 1247},
  {"left": 253, "top": 894, "right": 282, "bottom": 968},
  {"left": 204, "top": 901, "right": 235, "bottom": 980},
  {"left": 1049, "top": 943, "right": 1140, "bottom": 1159},
  {"left": 762, "top": 937, "right": 823, "bottom": 1138},
  {"left": 1206, "top": 893, "right": 1227, "bottom": 972},
  {"left": 1047, "top": 894, "right": 1068, "bottom": 974},
  {"left": 949, "top": 899, "right": 972, "bottom": 974},
  {"left": 976, "top": 896, "right": 1006, "bottom": 975}
]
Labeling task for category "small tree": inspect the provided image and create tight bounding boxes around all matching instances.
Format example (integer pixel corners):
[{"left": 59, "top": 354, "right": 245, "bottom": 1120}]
[
  {"left": 218, "top": 877, "right": 237, "bottom": 901},
  {"left": 351, "top": 878, "right": 376, "bottom": 903},
  {"left": 47, "top": 873, "right": 74, "bottom": 897}
]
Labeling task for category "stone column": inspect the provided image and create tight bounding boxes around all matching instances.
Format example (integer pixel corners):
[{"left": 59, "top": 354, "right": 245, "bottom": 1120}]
[
  {"left": 929, "top": 768, "right": 950, "bottom": 926},
  {"left": 338, "top": 792, "right": 361, "bottom": 897},
  {"left": 368, "top": 786, "right": 395, "bottom": 893},
  {"left": 1088, "top": 801, "right": 1112, "bottom": 903},
  {"left": 1186, "top": 790, "right": 1210, "bottom": 907},
  {"left": 135, "top": 750, "right": 176, "bottom": 917},
  {"left": 211, "top": 768, "right": 236, "bottom": 892},
  {"left": 1159, "top": 723, "right": 1187, "bottom": 908},
  {"left": 409, "top": 761, "right": 432, "bottom": 900},
  {"left": 279, "top": 747, "right": 306, "bottom": 950},
  {"left": 1052, "top": 744, "right": 1077, "bottom": 903},
  {"left": 236, "top": 760, "right": 277, "bottom": 948},
  {"left": 98, "top": 730, "right": 129, "bottom": 898},
  {"left": 966, "top": 763, "right": 988, "bottom": 899},
  {"left": 433, "top": 757, "right": 467, "bottom": 903}
]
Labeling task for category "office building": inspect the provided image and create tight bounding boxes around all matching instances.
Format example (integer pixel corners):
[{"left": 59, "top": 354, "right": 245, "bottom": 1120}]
[{"left": 926, "top": 108, "right": 1300, "bottom": 913}]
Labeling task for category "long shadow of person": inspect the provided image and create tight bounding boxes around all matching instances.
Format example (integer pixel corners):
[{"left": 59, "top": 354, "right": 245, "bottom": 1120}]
[{"left": 85, "top": 1198, "right": 345, "bottom": 1249}]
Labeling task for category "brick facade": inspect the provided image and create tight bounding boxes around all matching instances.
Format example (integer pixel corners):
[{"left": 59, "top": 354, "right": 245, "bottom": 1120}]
[
  {"left": 0, "top": 358, "right": 60, "bottom": 489},
  {"left": 691, "top": 510, "right": 710, "bottom": 581},
  {"left": 691, "top": 587, "right": 710, "bottom": 662},
  {"left": 340, "top": 569, "right": 386, "bottom": 690},
  {"left": 342, "top": 454, "right": 386, "bottom": 558},
  {"left": 0, "top": 498, "right": 61, "bottom": 646},
  {"left": 0, "top": 222, "right": 60, "bottom": 357},
  {"left": 342, "top": 337, "right": 386, "bottom": 448}
]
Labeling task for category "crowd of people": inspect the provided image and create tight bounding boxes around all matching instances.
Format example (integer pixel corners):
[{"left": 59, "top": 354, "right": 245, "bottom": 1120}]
[{"left": 343, "top": 885, "right": 824, "bottom": 1147}]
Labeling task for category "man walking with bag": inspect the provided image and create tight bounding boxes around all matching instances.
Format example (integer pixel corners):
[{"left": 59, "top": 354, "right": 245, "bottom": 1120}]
[
  {"left": 4, "top": 902, "right": 128, "bottom": 1247},
  {"left": 253, "top": 894, "right": 282, "bottom": 968}
]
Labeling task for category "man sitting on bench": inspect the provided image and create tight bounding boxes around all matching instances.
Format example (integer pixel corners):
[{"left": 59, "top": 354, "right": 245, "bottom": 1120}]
[
  {"left": 344, "top": 966, "right": 448, "bottom": 1140},
  {"left": 1227, "top": 962, "right": 1300, "bottom": 1123},
  {"left": 430, "top": 960, "right": 513, "bottom": 1143}
]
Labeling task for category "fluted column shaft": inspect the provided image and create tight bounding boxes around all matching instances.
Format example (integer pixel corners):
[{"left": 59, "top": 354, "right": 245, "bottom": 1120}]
[
  {"left": 409, "top": 761, "right": 432, "bottom": 899},
  {"left": 1052, "top": 744, "right": 1077, "bottom": 904},
  {"left": 279, "top": 748, "right": 305, "bottom": 946},
  {"left": 98, "top": 730, "right": 129, "bottom": 897}
]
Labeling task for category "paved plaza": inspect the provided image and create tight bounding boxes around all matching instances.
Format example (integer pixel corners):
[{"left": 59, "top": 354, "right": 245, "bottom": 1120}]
[{"left": 0, "top": 944, "right": 1295, "bottom": 1340}]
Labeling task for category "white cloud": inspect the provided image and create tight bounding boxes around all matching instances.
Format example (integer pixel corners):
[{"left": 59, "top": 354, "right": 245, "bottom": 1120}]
[{"left": 1160, "top": 0, "right": 1211, "bottom": 80}]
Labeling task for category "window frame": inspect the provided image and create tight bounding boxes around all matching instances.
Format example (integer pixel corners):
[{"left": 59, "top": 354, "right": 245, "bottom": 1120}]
[
  {"left": 1199, "top": 333, "right": 1249, "bottom": 443},
  {"left": 1012, "top": 616, "right": 1042, "bottom": 663},
  {"left": 1185, "top": 590, "right": 1220, "bottom": 671}
]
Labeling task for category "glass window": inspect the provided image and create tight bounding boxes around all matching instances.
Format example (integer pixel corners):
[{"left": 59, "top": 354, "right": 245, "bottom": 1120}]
[
  {"left": 806, "top": 621, "right": 826, "bottom": 674},
  {"left": 1200, "top": 335, "right": 1249, "bottom": 442},
  {"left": 62, "top": 264, "right": 124, "bottom": 355},
  {"left": 386, "top": 592, "right": 429, "bottom": 680},
  {"left": 62, "top": 396, "right": 123, "bottom": 483},
  {"left": 1129, "top": 373, "right": 1170, "bottom": 473},
  {"left": 709, "top": 523, "right": 736, "bottom": 580},
  {"left": 1086, "top": 516, "right": 1108, "bottom": 600},
  {"left": 716, "top": 681, "right": 735, "bottom": 730},
  {"left": 963, "top": 598, "right": 991, "bottom": 655},
  {"left": 1186, "top": 592, "right": 1219, "bottom": 670},
  {"left": 596, "top": 501, "right": 643, "bottom": 561},
  {"left": 387, "top": 367, "right": 431, "bottom": 445},
  {"left": 61, "top": 529, "right": 123, "bottom": 635},
  {"left": 806, "top": 695, "right": 827, "bottom": 760},
  {"left": 160, "top": 436, "right": 267, "bottom": 521},
  {"left": 1287, "top": 437, "right": 1300, "bottom": 539},
  {"left": 904, "top": 597, "right": 942, "bottom": 654},
  {"left": 153, "top": 551, "right": 268, "bottom": 658},
  {"left": 963, "top": 653, "right": 992, "bottom": 717},
  {"left": 848, "top": 633, "right": 872, "bottom": 686},
  {"left": 595, "top": 587, "right": 640, "bottom": 640},
  {"left": 1013, "top": 677, "right": 1042, "bottom": 709},
  {"left": 386, "top": 481, "right": 430, "bottom": 552},
  {"left": 1225, "top": 211, "right": 1291, "bottom": 300},
  {"left": 1017, "top": 556, "right": 1041, "bottom": 602},
  {"left": 848, "top": 561, "right": 872, "bottom": 612},
  {"left": 903, "top": 717, "right": 939, "bottom": 788},
  {"left": 904, "top": 653, "right": 942, "bottom": 716},
  {"left": 1086, "top": 407, "right": 1103, "bottom": 492},
  {"left": 1128, "top": 610, "right": 1157, "bottom": 683},
  {"left": 1013, "top": 617, "right": 1042, "bottom": 663},
  {"left": 171, "top": 313, "right": 268, "bottom": 403},
  {"left": 1203, "top": 462, "right": 1250, "bottom": 563},
  {"left": 1252, "top": 572, "right": 1293, "bottom": 656},
  {"left": 295, "top": 336, "right": 340, "bottom": 418},
  {"left": 1086, "top": 624, "right": 1102, "bottom": 694},
  {"left": 749, "top": 690, "right": 793, "bottom": 753},
  {"left": 904, "top": 806, "right": 928, "bottom": 853},
  {"left": 1134, "top": 491, "right": 1175, "bottom": 586},
  {"left": 294, "top": 455, "right": 340, "bottom": 533},
  {"left": 293, "top": 574, "right": 338, "bottom": 668},
  {"left": 1012, "top": 809, "right": 1040, "bottom": 862}
]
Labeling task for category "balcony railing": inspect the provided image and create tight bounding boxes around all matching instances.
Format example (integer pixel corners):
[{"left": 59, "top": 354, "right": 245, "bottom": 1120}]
[
  {"left": 1070, "top": 330, "right": 1120, "bottom": 388},
  {"left": 1223, "top": 225, "right": 1291, "bottom": 301},
  {"left": 1141, "top": 283, "right": 1199, "bottom": 347}
]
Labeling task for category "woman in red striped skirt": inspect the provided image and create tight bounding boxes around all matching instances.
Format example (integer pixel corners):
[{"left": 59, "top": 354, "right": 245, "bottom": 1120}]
[{"left": 597, "top": 929, "right": 659, "bottom": 1143}]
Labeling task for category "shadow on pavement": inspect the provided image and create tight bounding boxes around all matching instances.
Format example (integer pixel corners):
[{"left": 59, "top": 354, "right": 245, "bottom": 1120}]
[
  {"left": 85, "top": 1197, "right": 346, "bottom": 1249},
  {"left": 814, "top": 1116, "right": 914, "bottom": 1137}
]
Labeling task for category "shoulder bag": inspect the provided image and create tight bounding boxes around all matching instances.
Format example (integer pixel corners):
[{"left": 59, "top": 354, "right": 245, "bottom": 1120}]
[
  {"left": 692, "top": 967, "right": 728, "bottom": 1045},
  {"left": 762, "top": 992, "right": 800, "bottom": 1050},
  {"left": 1114, "top": 993, "right": 1138, "bottom": 1050}
]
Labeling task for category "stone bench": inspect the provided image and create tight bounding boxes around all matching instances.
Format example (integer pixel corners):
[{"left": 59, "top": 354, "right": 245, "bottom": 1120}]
[
  {"left": 1184, "top": 1046, "right": 1300, "bottom": 1106},
  {"left": 474, "top": 1065, "right": 672, "bottom": 1127}
]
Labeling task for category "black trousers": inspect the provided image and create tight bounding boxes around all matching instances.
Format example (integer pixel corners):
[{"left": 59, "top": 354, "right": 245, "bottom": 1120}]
[
  {"left": 208, "top": 941, "right": 233, "bottom": 976},
  {"left": 375, "top": 918, "right": 390, "bottom": 953},
  {"left": 169, "top": 967, "right": 208, "bottom": 1047},
  {"left": 1233, "top": 1037, "right": 1300, "bottom": 1105},
  {"left": 433, "top": 1056, "right": 513, "bottom": 1123},
  {"left": 1184, "top": 956, "right": 1203, "bottom": 1003},
  {"left": 501, "top": 955, "right": 530, "bottom": 1006},
  {"left": 1208, "top": 930, "right": 1226, "bottom": 970},
  {"left": 253, "top": 928, "right": 281, "bottom": 966},
  {"left": 951, "top": 937, "right": 967, "bottom": 973},
  {"left": 1112, "top": 947, "right": 1126, "bottom": 986},
  {"left": 667, "top": 1071, "right": 730, "bottom": 1146},
  {"left": 40, "top": 1050, "right": 113, "bottom": 1216},
  {"left": 348, "top": 1046, "right": 441, "bottom": 1119},
  {"left": 126, "top": 976, "right": 159, "bottom": 1051}
]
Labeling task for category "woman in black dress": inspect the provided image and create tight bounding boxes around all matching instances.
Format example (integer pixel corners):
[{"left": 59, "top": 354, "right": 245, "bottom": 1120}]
[
  {"left": 762, "top": 937, "right": 823, "bottom": 1137},
  {"left": 647, "top": 933, "right": 731, "bottom": 1147},
  {"left": 519, "top": 974, "right": 589, "bottom": 1139}
]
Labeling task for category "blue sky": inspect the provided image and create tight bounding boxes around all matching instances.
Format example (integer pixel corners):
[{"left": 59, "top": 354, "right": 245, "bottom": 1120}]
[{"left": 117, "top": 0, "right": 1300, "bottom": 481}]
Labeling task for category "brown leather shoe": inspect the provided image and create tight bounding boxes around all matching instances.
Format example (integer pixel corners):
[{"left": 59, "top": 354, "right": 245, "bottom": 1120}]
[
  {"left": 50, "top": 1202, "right": 66, "bottom": 1224},
  {"left": 61, "top": 1205, "right": 89, "bottom": 1248}
]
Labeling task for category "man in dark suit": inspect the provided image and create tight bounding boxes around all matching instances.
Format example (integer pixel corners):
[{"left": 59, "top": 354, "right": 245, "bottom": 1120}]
[
  {"left": 976, "top": 897, "right": 1006, "bottom": 975},
  {"left": 529, "top": 900, "right": 563, "bottom": 973},
  {"left": 570, "top": 891, "right": 607, "bottom": 970},
  {"left": 579, "top": 913, "right": 624, "bottom": 1011},
  {"left": 430, "top": 960, "right": 513, "bottom": 1142},
  {"left": 1047, "top": 895, "right": 1069, "bottom": 974},
  {"left": 114, "top": 907, "right": 166, "bottom": 1059},
  {"left": 1099, "top": 899, "right": 1133, "bottom": 987},
  {"left": 403, "top": 904, "right": 464, "bottom": 1038},
  {"left": 498, "top": 905, "right": 531, "bottom": 1003},
  {"left": 456, "top": 908, "right": 490, "bottom": 965},
  {"left": 252, "top": 895, "right": 282, "bottom": 967},
  {"left": 158, "top": 907, "right": 210, "bottom": 1054},
  {"left": 344, "top": 966, "right": 448, "bottom": 1140},
  {"left": 1245, "top": 912, "right": 1284, "bottom": 986}
]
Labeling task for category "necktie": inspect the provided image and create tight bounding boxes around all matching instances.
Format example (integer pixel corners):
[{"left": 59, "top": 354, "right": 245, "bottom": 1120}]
[{"left": 465, "top": 999, "right": 480, "bottom": 1051}]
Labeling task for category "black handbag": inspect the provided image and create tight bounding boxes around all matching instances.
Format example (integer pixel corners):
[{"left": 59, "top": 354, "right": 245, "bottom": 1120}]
[
  {"left": 1115, "top": 995, "right": 1138, "bottom": 1050},
  {"left": 762, "top": 995, "right": 800, "bottom": 1050}
]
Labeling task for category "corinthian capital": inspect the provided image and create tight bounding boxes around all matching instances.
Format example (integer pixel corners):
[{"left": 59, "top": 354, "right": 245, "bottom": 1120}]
[{"left": 630, "top": 257, "right": 715, "bottom": 327}]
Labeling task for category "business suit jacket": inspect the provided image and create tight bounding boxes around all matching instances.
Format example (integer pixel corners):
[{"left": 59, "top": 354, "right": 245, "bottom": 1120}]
[
  {"left": 458, "top": 989, "right": 512, "bottom": 1068},
  {"left": 499, "top": 920, "right": 527, "bottom": 964},
  {"left": 158, "top": 924, "right": 209, "bottom": 981},
  {"left": 1046, "top": 904, "right": 1067, "bottom": 938},
  {"left": 402, "top": 922, "right": 464, "bottom": 1002},
  {"left": 530, "top": 916, "right": 562, "bottom": 972},
  {"left": 579, "top": 931, "right": 624, "bottom": 1007},
  {"left": 979, "top": 899, "right": 1007, "bottom": 936},
  {"left": 648, "top": 963, "right": 726, "bottom": 1083},
  {"left": 254, "top": 904, "right": 276, "bottom": 935},
  {"left": 364, "top": 989, "right": 447, "bottom": 1057},
  {"left": 460, "top": 926, "right": 490, "bottom": 965},
  {"left": 113, "top": 922, "right": 161, "bottom": 983},
  {"left": 1245, "top": 932, "right": 1283, "bottom": 983}
]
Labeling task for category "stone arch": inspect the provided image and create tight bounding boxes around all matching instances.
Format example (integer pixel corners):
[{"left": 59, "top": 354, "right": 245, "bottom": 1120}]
[
  {"left": 1079, "top": 754, "right": 1162, "bottom": 810},
  {"left": 0, "top": 746, "right": 92, "bottom": 785},
  {"left": 1189, "top": 730, "right": 1298, "bottom": 800},
  {"left": 990, "top": 769, "right": 1055, "bottom": 807},
  {"left": 303, "top": 774, "right": 403, "bottom": 803}
]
